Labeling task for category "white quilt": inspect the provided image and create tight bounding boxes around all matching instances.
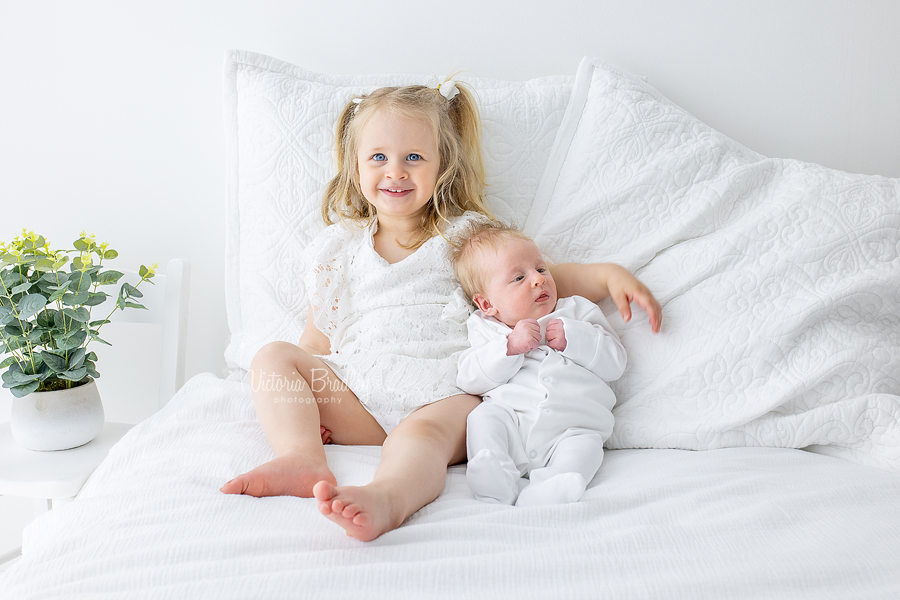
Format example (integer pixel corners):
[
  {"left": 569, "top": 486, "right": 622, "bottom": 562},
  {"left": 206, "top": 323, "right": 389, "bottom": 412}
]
[{"left": 2, "top": 374, "right": 899, "bottom": 599}]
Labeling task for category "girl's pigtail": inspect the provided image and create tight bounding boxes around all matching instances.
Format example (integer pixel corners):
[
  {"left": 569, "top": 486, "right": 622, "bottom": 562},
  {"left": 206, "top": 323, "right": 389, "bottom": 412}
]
[
  {"left": 444, "top": 81, "right": 494, "bottom": 221},
  {"left": 323, "top": 99, "right": 369, "bottom": 226}
]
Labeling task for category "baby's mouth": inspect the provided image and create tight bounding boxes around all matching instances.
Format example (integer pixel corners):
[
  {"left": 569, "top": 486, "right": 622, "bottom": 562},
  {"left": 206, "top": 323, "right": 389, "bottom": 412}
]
[{"left": 536, "top": 292, "right": 549, "bottom": 302}]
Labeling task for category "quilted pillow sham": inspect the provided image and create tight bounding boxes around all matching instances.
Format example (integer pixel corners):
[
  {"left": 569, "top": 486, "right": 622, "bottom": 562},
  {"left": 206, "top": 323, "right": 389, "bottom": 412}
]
[
  {"left": 222, "top": 50, "right": 573, "bottom": 371},
  {"left": 528, "top": 58, "right": 900, "bottom": 471}
]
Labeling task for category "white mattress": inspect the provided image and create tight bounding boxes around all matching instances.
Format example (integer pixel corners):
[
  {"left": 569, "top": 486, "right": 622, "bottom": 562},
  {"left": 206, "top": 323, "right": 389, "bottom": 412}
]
[{"left": 2, "top": 374, "right": 899, "bottom": 599}]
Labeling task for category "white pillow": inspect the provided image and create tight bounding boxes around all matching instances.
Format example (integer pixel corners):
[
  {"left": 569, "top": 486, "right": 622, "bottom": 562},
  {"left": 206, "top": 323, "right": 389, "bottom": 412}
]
[
  {"left": 529, "top": 58, "right": 900, "bottom": 471},
  {"left": 222, "top": 50, "right": 573, "bottom": 371}
]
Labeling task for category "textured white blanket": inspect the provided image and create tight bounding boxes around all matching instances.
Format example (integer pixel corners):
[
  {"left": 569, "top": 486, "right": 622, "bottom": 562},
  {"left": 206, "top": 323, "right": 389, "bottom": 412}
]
[{"left": 2, "top": 374, "right": 899, "bottom": 599}]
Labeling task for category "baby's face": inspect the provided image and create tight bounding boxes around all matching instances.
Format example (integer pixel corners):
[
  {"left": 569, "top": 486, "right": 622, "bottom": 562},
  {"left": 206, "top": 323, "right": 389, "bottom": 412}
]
[{"left": 473, "top": 238, "right": 558, "bottom": 328}]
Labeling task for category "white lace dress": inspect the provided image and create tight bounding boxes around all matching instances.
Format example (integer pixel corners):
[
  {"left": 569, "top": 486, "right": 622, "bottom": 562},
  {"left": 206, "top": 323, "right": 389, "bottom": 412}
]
[{"left": 302, "top": 212, "right": 482, "bottom": 432}]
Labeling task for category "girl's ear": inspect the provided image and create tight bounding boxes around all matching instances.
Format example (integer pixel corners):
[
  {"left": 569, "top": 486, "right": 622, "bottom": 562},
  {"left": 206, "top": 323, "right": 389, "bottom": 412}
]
[{"left": 473, "top": 294, "right": 495, "bottom": 316}]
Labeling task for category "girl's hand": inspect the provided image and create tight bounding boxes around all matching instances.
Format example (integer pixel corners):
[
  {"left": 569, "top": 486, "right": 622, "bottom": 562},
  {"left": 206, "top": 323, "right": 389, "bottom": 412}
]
[
  {"left": 507, "top": 319, "right": 541, "bottom": 355},
  {"left": 606, "top": 266, "right": 662, "bottom": 333},
  {"left": 546, "top": 319, "right": 567, "bottom": 351}
]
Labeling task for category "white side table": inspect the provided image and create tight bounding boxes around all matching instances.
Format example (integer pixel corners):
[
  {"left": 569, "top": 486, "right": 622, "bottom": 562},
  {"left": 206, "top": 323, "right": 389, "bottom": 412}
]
[{"left": 0, "top": 421, "right": 132, "bottom": 566}]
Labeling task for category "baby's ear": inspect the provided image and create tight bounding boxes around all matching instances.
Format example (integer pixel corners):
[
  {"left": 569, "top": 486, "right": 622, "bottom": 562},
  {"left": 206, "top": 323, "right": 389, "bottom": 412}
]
[{"left": 473, "top": 294, "right": 494, "bottom": 315}]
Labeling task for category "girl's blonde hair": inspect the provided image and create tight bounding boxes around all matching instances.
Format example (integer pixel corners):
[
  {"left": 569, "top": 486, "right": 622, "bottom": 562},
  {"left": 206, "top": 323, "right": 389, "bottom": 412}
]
[
  {"left": 450, "top": 220, "right": 533, "bottom": 302},
  {"left": 322, "top": 79, "right": 495, "bottom": 249}
]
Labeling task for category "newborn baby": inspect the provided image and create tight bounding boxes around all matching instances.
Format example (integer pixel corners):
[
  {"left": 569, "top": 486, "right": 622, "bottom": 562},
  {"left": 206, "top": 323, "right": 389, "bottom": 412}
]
[{"left": 451, "top": 221, "right": 626, "bottom": 506}]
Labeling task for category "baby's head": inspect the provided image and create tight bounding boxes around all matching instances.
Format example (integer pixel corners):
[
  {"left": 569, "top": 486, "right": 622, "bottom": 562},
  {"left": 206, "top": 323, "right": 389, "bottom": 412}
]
[
  {"left": 451, "top": 221, "right": 558, "bottom": 328},
  {"left": 323, "top": 79, "right": 493, "bottom": 249}
]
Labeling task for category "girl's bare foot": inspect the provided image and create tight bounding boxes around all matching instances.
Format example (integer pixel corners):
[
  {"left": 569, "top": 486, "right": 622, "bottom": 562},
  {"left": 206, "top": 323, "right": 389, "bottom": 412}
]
[
  {"left": 220, "top": 452, "right": 336, "bottom": 498},
  {"left": 312, "top": 481, "right": 402, "bottom": 542}
]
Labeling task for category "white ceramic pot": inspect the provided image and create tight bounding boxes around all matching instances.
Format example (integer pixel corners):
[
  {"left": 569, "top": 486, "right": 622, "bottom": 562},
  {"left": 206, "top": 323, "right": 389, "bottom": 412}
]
[{"left": 10, "top": 378, "right": 105, "bottom": 451}]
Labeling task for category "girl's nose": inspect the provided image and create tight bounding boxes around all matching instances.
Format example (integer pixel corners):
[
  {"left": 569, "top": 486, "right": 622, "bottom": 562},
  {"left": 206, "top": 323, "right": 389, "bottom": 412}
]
[{"left": 385, "top": 163, "right": 408, "bottom": 180}]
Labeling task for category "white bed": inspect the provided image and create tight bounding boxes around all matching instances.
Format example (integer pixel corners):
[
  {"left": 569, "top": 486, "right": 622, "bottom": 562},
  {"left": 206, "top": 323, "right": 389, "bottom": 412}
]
[{"left": 1, "top": 51, "right": 898, "bottom": 598}]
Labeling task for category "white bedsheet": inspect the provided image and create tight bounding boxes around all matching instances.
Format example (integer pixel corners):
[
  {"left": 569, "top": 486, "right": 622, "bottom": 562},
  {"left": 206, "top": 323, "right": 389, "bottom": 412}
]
[{"left": 2, "top": 374, "right": 899, "bottom": 599}]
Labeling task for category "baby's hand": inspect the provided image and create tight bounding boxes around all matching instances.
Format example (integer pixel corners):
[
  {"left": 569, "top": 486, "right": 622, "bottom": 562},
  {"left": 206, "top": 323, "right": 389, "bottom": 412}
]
[
  {"left": 546, "top": 319, "right": 567, "bottom": 351},
  {"left": 507, "top": 319, "right": 541, "bottom": 355}
]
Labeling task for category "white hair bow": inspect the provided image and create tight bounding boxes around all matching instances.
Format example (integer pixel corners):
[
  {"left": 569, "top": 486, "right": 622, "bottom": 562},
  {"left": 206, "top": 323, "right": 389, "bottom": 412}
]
[{"left": 426, "top": 75, "right": 460, "bottom": 101}]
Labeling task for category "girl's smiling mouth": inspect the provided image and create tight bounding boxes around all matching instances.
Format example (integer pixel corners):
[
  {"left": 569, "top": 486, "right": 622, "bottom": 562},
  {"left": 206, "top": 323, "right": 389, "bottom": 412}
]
[{"left": 380, "top": 187, "right": 413, "bottom": 197}]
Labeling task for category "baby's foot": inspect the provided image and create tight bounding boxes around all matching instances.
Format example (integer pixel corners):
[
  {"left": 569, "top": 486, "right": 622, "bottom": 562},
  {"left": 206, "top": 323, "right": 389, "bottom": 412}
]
[
  {"left": 220, "top": 452, "right": 336, "bottom": 498},
  {"left": 515, "top": 472, "right": 586, "bottom": 507},
  {"left": 312, "top": 481, "right": 401, "bottom": 542},
  {"left": 466, "top": 449, "right": 519, "bottom": 505}
]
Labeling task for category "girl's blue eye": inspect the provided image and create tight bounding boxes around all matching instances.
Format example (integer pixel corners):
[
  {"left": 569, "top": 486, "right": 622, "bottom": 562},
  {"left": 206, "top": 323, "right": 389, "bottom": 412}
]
[
  {"left": 373, "top": 153, "right": 386, "bottom": 161},
  {"left": 407, "top": 153, "right": 421, "bottom": 161},
  {"left": 513, "top": 275, "right": 524, "bottom": 282}
]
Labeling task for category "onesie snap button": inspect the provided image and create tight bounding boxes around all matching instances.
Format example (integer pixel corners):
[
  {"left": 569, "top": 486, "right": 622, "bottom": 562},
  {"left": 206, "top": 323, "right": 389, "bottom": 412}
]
[
  {"left": 542, "top": 376, "right": 551, "bottom": 383},
  {"left": 529, "top": 451, "right": 537, "bottom": 458}
]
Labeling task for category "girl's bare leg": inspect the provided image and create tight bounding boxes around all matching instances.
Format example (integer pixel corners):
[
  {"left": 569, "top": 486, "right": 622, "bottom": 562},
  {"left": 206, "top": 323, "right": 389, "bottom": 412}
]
[
  {"left": 313, "top": 394, "right": 481, "bottom": 541},
  {"left": 220, "top": 341, "right": 387, "bottom": 498}
]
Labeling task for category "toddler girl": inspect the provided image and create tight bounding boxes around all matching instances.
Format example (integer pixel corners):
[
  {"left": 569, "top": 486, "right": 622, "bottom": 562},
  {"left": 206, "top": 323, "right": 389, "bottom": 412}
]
[{"left": 220, "top": 77, "right": 662, "bottom": 541}]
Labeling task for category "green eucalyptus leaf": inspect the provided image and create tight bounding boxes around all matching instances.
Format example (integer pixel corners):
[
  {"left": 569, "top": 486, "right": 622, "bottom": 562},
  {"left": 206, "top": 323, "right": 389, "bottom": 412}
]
[
  {"left": 1, "top": 271, "right": 24, "bottom": 287},
  {"left": 124, "top": 301, "right": 147, "bottom": 310},
  {"left": 58, "top": 367, "right": 87, "bottom": 382},
  {"left": 85, "top": 364, "right": 100, "bottom": 379},
  {"left": 25, "top": 328, "right": 46, "bottom": 343},
  {"left": 34, "top": 257, "right": 56, "bottom": 272},
  {"left": 103, "top": 249, "right": 118, "bottom": 260},
  {"left": 138, "top": 265, "right": 148, "bottom": 278},
  {"left": 74, "top": 238, "right": 89, "bottom": 251},
  {"left": 10, "top": 281, "right": 32, "bottom": 295},
  {"left": 48, "top": 287, "right": 68, "bottom": 303},
  {"left": 10, "top": 381, "right": 40, "bottom": 398},
  {"left": 88, "top": 319, "right": 110, "bottom": 328},
  {"left": 52, "top": 256, "right": 70, "bottom": 270},
  {"left": 16, "top": 293, "right": 47, "bottom": 320},
  {"left": 36, "top": 309, "right": 56, "bottom": 328},
  {"left": 6, "top": 370, "right": 41, "bottom": 384},
  {"left": 0, "top": 355, "right": 18, "bottom": 369},
  {"left": 84, "top": 292, "right": 107, "bottom": 306},
  {"left": 86, "top": 351, "right": 98, "bottom": 361},
  {"left": 4, "top": 322, "right": 23, "bottom": 336},
  {"left": 41, "top": 351, "right": 68, "bottom": 373},
  {"left": 41, "top": 271, "right": 69, "bottom": 283},
  {"left": 74, "top": 274, "right": 92, "bottom": 293},
  {"left": 63, "top": 307, "right": 90, "bottom": 322},
  {"left": 96, "top": 270, "right": 123, "bottom": 285},
  {"left": 0, "top": 306, "right": 14, "bottom": 326},
  {"left": 53, "top": 309, "right": 68, "bottom": 330},
  {"left": 88, "top": 331, "right": 111, "bottom": 346},
  {"left": 56, "top": 328, "right": 87, "bottom": 350},
  {"left": 62, "top": 291, "right": 89, "bottom": 306},
  {"left": 69, "top": 347, "right": 86, "bottom": 369}
]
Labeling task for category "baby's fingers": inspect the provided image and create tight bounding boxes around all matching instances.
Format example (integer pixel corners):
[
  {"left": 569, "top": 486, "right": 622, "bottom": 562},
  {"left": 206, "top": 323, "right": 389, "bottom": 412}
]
[
  {"left": 633, "top": 290, "right": 662, "bottom": 333},
  {"left": 612, "top": 289, "right": 632, "bottom": 323}
]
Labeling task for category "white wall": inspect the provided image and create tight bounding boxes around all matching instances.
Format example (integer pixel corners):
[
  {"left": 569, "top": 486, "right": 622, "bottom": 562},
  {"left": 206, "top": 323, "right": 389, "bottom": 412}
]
[{"left": 1, "top": 0, "right": 898, "bottom": 556}]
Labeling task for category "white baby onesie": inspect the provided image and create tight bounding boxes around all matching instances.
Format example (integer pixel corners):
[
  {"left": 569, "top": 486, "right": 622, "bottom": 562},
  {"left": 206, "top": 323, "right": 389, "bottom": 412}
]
[{"left": 457, "top": 295, "right": 626, "bottom": 506}]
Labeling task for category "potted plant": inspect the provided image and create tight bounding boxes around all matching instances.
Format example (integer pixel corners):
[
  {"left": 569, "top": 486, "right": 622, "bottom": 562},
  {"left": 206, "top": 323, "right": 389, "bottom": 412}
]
[{"left": 0, "top": 229, "right": 156, "bottom": 451}]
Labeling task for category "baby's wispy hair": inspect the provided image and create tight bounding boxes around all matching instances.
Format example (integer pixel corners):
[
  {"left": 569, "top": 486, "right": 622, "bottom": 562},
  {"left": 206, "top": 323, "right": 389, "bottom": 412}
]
[{"left": 450, "top": 220, "right": 533, "bottom": 302}]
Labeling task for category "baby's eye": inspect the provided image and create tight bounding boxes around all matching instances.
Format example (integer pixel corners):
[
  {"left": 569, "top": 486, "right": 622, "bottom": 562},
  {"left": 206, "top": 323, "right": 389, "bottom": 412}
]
[
  {"left": 537, "top": 268, "right": 546, "bottom": 273},
  {"left": 407, "top": 153, "right": 421, "bottom": 161},
  {"left": 372, "top": 153, "right": 386, "bottom": 162},
  {"left": 513, "top": 275, "right": 524, "bottom": 282}
]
